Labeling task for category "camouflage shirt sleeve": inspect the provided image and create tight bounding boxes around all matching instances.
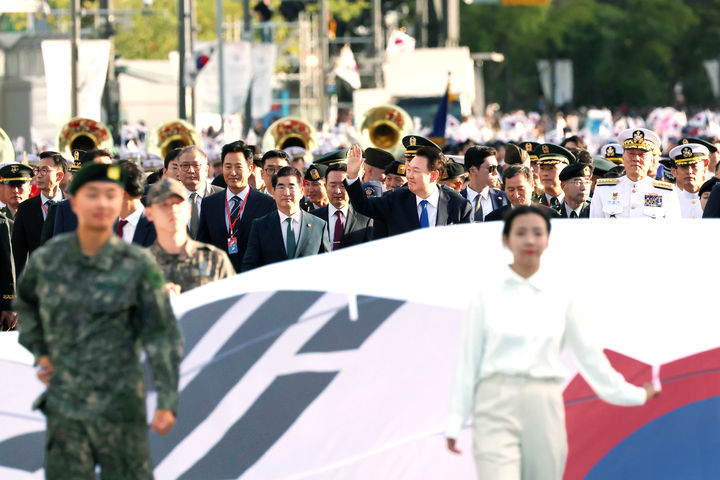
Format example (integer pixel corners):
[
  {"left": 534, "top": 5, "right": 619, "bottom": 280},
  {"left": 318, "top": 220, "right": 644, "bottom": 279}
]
[
  {"left": 218, "top": 250, "right": 236, "bottom": 278},
  {"left": 15, "top": 253, "right": 48, "bottom": 361},
  {"left": 135, "top": 251, "right": 184, "bottom": 414}
]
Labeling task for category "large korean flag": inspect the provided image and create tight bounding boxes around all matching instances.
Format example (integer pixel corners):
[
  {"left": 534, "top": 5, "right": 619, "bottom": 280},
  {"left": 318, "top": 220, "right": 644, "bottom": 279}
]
[{"left": 1, "top": 221, "right": 719, "bottom": 479}]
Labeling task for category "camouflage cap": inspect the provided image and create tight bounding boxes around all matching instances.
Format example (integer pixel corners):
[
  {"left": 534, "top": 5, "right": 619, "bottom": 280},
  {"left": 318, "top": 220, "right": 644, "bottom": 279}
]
[
  {"left": 146, "top": 178, "right": 189, "bottom": 205},
  {"left": 68, "top": 163, "right": 126, "bottom": 195}
]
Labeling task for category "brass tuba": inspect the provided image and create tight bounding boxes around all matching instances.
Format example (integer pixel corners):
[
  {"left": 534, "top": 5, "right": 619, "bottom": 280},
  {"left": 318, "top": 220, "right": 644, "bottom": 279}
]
[
  {"left": 359, "top": 105, "right": 413, "bottom": 158},
  {"left": 57, "top": 117, "right": 114, "bottom": 157},
  {"left": 0, "top": 127, "right": 14, "bottom": 163},
  {"left": 148, "top": 119, "right": 201, "bottom": 159},
  {"left": 262, "top": 117, "right": 317, "bottom": 153}
]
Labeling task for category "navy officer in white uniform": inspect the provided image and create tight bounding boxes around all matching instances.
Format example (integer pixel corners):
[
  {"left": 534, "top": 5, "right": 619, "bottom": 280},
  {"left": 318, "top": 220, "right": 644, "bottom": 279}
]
[{"left": 590, "top": 128, "right": 681, "bottom": 219}]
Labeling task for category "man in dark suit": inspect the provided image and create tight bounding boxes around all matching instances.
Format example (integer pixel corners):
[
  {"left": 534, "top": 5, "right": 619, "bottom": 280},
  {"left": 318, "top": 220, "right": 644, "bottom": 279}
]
[
  {"left": 177, "top": 145, "right": 223, "bottom": 239},
  {"left": 43, "top": 148, "right": 113, "bottom": 243},
  {"left": 344, "top": 144, "right": 472, "bottom": 237},
  {"left": 116, "top": 161, "right": 156, "bottom": 247},
  {"left": 197, "top": 141, "right": 276, "bottom": 272},
  {"left": 558, "top": 163, "right": 592, "bottom": 219},
  {"left": 485, "top": 165, "right": 561, "bottom": 221},
  {"left": 460, "top": 146, "right": 508, "bottom": 221},
  {"left": 12, "top": 152, "right": 67, "bottom": 276},
  {"left": 242, "top": 166, "right": 329, "bottom": 272},
  {"left": 310, "top": 163, "right": 373, "bottom": 249}
]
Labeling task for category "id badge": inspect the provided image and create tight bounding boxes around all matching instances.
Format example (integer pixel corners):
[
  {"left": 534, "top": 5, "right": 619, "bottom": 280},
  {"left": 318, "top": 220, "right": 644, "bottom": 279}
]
[{"left": 227, "top": 236, "right": 238, "bottom": 254}]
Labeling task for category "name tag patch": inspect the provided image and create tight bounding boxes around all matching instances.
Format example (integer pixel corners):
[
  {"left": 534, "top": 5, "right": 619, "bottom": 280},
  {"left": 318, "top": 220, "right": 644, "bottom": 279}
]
[{"left": 644, "top": 194, "right": 662, "bottom": 207}]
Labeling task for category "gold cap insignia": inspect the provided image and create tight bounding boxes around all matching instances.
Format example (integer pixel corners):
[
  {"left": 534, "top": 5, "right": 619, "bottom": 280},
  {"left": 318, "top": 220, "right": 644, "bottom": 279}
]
[
  {"left": 606, "top": 146, "right": 615, "bottom": 157},
  {"left": 682, "top": 147, "right": 692, "bottom": 158},
  {"left": 73, "top": 151, "right": 80, "bottom": 161},
  {"left": 541, "top": 145, "right": 549, "bottom": 154},
  {"left": 682, "top": 138, "right": 689, "bottom": 144},
  {"left": 409, "top": 136, "right": 417, "bottom": 146},
  {"left": 310, "top": 169, "right": 320, "bottom": 180},
  {"left": 107, "top": 165, "right": 121, "bottom": 180},
  {"left": 525, "top": 143, "right": 532, "bottom": 151},
  {"left": 10, "top": 165, "right": 18, "bottom": 174},
  {"left": 583, "top": 166, "right": 591, "bottom": 176},
  {"left": 633, "top": 130, "right": 644, "bottom": 142},
  {"left": 398, "top": 164, "right": 406, "bottom": 175}
]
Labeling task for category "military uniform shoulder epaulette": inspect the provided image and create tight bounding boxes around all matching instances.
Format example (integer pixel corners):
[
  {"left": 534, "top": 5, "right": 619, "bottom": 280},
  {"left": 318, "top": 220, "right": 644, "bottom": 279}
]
[
  {"left": 651, "top": 179, "right": 674, "bottom": 190},
  {"left": 596, "top": 178, "right": 620, "bottom": 186}
]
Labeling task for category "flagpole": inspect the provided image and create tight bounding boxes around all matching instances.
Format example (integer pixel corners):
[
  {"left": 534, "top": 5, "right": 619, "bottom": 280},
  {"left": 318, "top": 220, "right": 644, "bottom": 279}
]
[{"left": 216, "top": 0, "right": 225, "bottom": 134}]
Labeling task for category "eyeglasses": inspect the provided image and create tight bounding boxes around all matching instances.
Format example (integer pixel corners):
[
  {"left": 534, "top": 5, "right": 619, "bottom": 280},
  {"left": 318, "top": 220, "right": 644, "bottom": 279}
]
[
  {"left": 567, "top": 178, "right": 592, "bottom": 186},
  {"left": 34, "top": 167, "right": 57, "bottom": 176},
  {"left": 275, "top": 184, "right": 300, "bottom": 191},
  {"left": 179, "top": 163, "right": 204, "bottom": 172},
  {"left": 264, "top": 166, "right": 280, "bottom": 174},
  {"left": 485, "top": 165, "right": 498, "bottom": 173}
]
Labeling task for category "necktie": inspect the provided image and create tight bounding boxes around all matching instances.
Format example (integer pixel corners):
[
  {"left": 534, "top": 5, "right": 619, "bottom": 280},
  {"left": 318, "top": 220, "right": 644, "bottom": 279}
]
[
  {"left": 229, "top": 196, "right": 241, "bottom": 231},
  {"left": 333, "top": 210, "right": 344, "bottom": 250},
  {"left": 474, "top": 195, "right": 484, "bottom": 222},
  {"left": 43, "top": 200, "right": 54, "bottom": 220},
  {"left": 550, "top": 196, "right": 559, "bottom": 207},
  {"left": 189, "top": 192, "right": 199, "bottom": 238},
  {"left": 285, "top": 217, "right": 296, "bottom": 258},
  {"left": 419, "top": 200, "right": 429, "bottom": 228},
  {"left": 570, "top": 210, "right": 578, "bottom": 219},
  {"left": 117, "top": 219, "right": 129, "bottom": 237}
]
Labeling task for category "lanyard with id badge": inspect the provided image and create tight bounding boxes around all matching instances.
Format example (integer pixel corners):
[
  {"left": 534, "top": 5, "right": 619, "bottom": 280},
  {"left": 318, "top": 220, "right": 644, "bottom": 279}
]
[{"left": 225, "top": 193, "right": 249, "bottom": 254}]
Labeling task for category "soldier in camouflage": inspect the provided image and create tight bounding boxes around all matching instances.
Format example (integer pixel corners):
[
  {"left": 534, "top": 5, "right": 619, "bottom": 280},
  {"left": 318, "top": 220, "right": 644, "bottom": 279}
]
[
  {"left": 145, "top": 178, "right": 235, "bottom": 293},
  {"left": 14, "top": 163, "right": 184, "bottom": 480}
]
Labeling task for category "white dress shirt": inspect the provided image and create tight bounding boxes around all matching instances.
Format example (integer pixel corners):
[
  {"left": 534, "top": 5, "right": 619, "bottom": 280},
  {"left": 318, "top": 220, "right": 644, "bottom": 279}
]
[
  {"left": 328, "top": 203, "right": 349, "bottom": 245},
  {"left": 40, "top": 191, "right": 63, "bottom": 220},
  {"left": 676, "top": 188, "right": 703, "bottom": 219},
  {"left": 225, "top": 186, "right": 250, "bottom": 231},
  {"left": 466, "top": 185, "right": 493, "bottom": 220},
  {"left": 416, "top": 186, "right": 439, "bottom": 227},
  {"left": 563, "top": 202, "right": 583, "bottom": 218},
  {"left": 118, "top": 204, "right": 144, "bottom": 244},
  {"left": 446, "top": 266, "right": 647, "bottom": 439},
  {"left": 278, "top": 210, "right": 302, "bottom": 254}
]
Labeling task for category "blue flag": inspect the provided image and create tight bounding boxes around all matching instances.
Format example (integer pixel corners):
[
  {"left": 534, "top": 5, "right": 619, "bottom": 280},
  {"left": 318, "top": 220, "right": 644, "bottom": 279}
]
[{"left": 429, "top": 83, "right": 449, "bottom": 140}]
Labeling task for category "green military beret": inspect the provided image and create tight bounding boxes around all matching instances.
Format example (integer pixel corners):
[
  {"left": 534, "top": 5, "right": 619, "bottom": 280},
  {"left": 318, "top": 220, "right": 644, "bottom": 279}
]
[
  {"left": 314, "top": 149, "right": 348, "bottom": 166},
  {"left": 364, "top": 147, "right": 395, "bottom": 170},
  {"left": 384, "top": 160, "right": 406, "bottom": 176},
  {"left": 68, "top": 163, "right": 126, "bottom": 195},
  {"left": 559, "top": 163, "right": 592, "bottom": 182},
  {"left": 441, "top": 161, "right": 467, "bottom": 180},
  {"left": 304, "top": 163, "right": 328, "bottom": 181}
]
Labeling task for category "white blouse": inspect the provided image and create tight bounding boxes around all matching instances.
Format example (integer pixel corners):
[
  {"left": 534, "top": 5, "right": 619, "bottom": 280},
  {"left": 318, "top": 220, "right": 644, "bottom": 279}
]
[{"left": 446, "top": 265, "right": 647, "bottom": 439}]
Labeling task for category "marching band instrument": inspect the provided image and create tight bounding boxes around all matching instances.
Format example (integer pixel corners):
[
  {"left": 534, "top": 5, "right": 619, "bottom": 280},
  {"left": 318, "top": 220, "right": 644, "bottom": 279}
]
[{"left": 359, "top": 105, "right": 413, "bottom": 158}]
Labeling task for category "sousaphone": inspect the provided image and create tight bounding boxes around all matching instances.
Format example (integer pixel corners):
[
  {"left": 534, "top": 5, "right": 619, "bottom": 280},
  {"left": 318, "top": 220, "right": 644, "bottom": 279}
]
[
  {"left": 359, "top": 104, "right": 413, "bottom": 158},
  {"left": 148, "top": 119, "right": 201, "bottom": 159},
  {"left": 262, "top": 117, "right": 317, "bottom": 153},
  {"left": 0, "top": 127, "right": 14, "bottom": 163},
  {"left": 57, "top": 117, "right": 114, "bottom": 157}
]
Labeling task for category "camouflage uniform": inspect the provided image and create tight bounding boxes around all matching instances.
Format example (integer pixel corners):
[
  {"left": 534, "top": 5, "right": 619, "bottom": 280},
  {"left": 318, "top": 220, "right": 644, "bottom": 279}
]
[
  {"left": 15, "top": 232, "right": 184, "bottom": 480},
  {"left": 149, "top": 238, "right": 235, "bottom": 292}
]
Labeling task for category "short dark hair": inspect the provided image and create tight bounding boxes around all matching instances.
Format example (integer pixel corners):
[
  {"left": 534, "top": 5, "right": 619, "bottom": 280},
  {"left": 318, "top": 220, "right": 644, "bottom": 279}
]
[
  {"left": 119, "top": 160, "right": 145, "bottom": 198},
  {"left": 502, "top": 205, "right": 552, "bottom": 237},
  {"left": 414, "top": 146, "right": 446, "bottom": 179},
  {"left": 84, "top": 149, "right": 113, "bottom": 164},
  {"left": 561, "top": 135, "right": 587, "bottom": 150},
  {"left": 464, "top": 146, "right": 497, "bottom": 170},
  {"left": 262, "top": 149, "right": 290, "bottom": 167},
  {"left": 502, "top": 164, "right": 532, "bottom": 184},
  {"left": 272, "top": 166, "right": 303, "bottom": 188},
  {"left": 39, "top": 151, "right": 69, "bottom": 174},
  {"left": 325, "top": 162, "right": 348, "bottom": 179},
  {"left": 572, "top": 149, "right": 593, "bottom": 166},
  {"left": 221, "top": 140, "right": 254, "bottom": 165},
  {"left": 164, "top": 148, "right": 182, "bottom": 169}
]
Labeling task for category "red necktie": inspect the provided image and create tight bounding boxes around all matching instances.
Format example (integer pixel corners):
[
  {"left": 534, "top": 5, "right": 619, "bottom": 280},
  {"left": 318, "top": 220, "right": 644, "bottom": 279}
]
[
  {"left": 333, "top": 211, "right": 344, "bottom": 250},
  {"left": 117, "top": 219, "right": 129, "bottom": 237}
]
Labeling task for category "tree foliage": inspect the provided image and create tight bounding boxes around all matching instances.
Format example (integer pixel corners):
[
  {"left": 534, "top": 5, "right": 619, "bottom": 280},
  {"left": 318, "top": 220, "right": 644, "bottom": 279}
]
[{"left": 460, "top": 0, "right": 720, "bottom": 110}]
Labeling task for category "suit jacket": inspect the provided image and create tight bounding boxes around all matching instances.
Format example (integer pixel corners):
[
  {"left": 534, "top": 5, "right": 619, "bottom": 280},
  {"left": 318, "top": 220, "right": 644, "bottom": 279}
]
[
  {"left": 460, "top": 187, "right": 509, "bottom": 221},
  {"left": 703, "top": 183, "right": 720, "bottom": 218},
  {"left": 50, "top": 199, "right": 77, "bottom": 238},
  {"left": 309, "top": 204, "right": 373, "bottom": 248},
  {"left": 558, "top": 200, "right": 591, "bottom": 219},
  {"left": 345, "top": 180, "right": 472, "bottom": 237},
  {"left": 241, "top": 210, "right": 329, "bottom": 272},
  {"left": 11, "top": 195, "right": 46, "bottom": 276},
  {"left": 130, "top": 212, "right": 157, "bottom": 247},
  {"left": 484, "top": 203, "right": 562, "bottom": 222},
  {"left": 197, "top": 188, "right": 277, "bottom": 272}
]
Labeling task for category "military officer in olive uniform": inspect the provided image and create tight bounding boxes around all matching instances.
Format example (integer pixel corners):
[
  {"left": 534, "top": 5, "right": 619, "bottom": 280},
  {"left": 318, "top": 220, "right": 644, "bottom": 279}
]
[
  {"left": 558, "top": 163, "right": 592, "bottom": 218},
  {"left": 532, "top": 143, "right": 574, "bottom": 215},
  {"left": 15, "top": 163, "right": 184, "bottom": 480},
  {"left": 590, "top": 128, "right": 681, "bottom": 219},
  {"left": 0, "top": 162, "right": 33, "bottom": 224},
  {"left": 0, "top": 210, "right": 14, "bottom": 330}
]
